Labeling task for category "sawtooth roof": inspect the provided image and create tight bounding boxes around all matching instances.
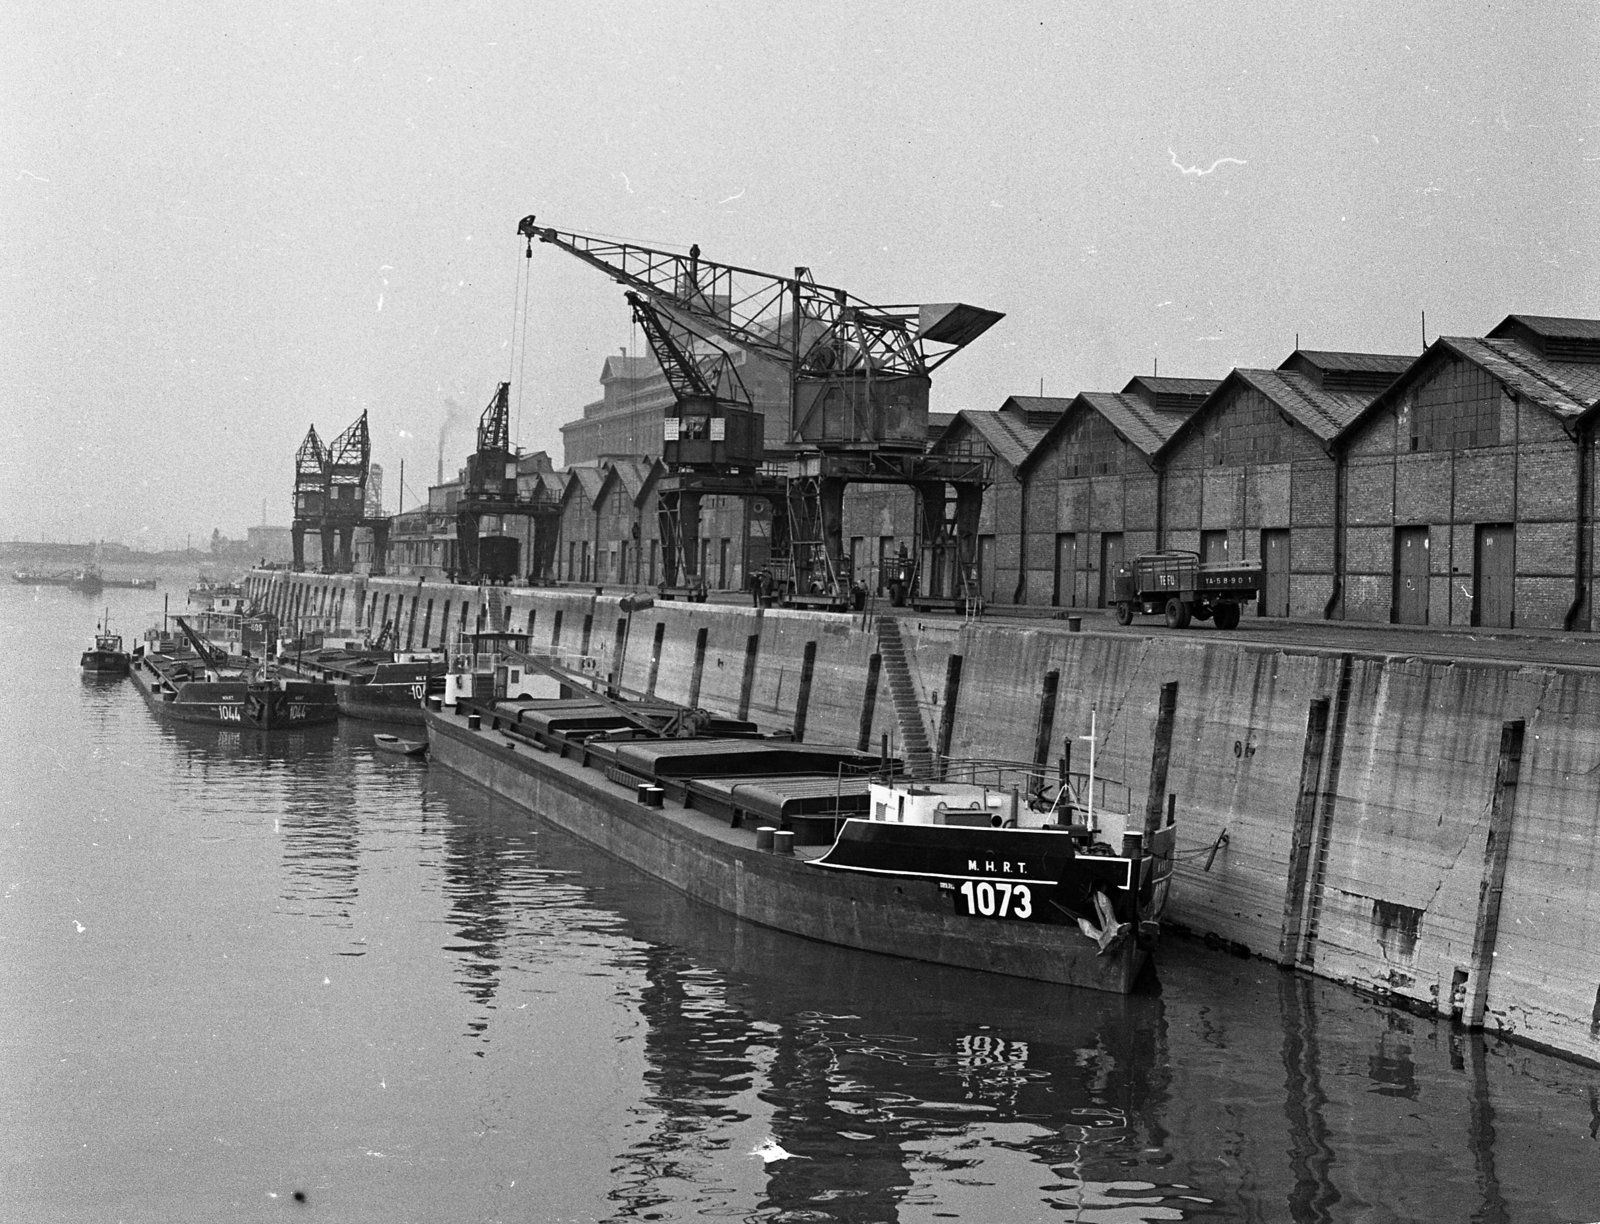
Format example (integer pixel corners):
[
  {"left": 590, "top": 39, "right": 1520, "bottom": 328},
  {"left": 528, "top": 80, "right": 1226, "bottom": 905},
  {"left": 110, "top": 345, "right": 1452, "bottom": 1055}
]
[
  {"left": 561, "top": 464, "right": 607, "bottom": 508},
  {"left": 611, "top": 459, "right": 656, "bottom": 503},
  {"left": 1018, "top": 377, "right": 1216, "bottom": 473},
  {"left": 944, "top": 407, "right": 1050, "bottom": 470},
  {"left": 1339, "top": 332, "right": 1600, "bottom": 443},
  {"left": 1076, "top": 391, "right": 1183, "bottom": 457},
  {"left": 1156, "top": 368, "right": 1372, "bottom": 460},
  {"left": 1437, "top": 336, "right": 1600, "bottom": 419}
]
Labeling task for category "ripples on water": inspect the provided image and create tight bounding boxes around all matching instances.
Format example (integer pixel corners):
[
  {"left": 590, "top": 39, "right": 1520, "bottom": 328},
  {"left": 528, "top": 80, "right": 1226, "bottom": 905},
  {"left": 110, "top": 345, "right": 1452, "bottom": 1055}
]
[{"left": 4, "top": 583, "right": 1599, "bottom": 1223}]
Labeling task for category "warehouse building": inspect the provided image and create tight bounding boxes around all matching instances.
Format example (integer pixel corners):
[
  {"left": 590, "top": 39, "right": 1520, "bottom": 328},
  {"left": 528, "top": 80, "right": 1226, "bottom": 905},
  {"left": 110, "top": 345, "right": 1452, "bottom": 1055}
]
[
  {"left": 1023, "top": 376, "right": 1215, "bottom": 608},
  {"left": 933, "top": 396, "right": 1063, "bottom": 604},
  {"left": 435, "top": 310, "right": 1600, "bottom": 633},
  {"left": 1154, "top": 352, "right": 1410, "bottom": 619},
  {"left": 1337, "top": 315, "right": 1600, "bottom": 629}
]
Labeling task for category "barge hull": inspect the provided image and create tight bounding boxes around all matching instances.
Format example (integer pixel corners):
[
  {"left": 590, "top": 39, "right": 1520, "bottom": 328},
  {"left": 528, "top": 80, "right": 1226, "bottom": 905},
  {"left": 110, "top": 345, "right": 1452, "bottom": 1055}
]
[
  {"left": 130, "top": 655, "right": 340, "bottom": 729},
  {"left": 424, "top": 706, "right": 1144, "bottom": 992},
  {"left": 336, "top": 685, "right": 427, "bottom": 725}
]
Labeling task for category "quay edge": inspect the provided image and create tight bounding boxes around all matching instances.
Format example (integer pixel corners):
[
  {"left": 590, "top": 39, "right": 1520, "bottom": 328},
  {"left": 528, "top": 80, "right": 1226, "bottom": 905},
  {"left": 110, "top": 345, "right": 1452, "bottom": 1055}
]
[{"left": 248, "top": 568, "right": 1600, "bottom": 1066}]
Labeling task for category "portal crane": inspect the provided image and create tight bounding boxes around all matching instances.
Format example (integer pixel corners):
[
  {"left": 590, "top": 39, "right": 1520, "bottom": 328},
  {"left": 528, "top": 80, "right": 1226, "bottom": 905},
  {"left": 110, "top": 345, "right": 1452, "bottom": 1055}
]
[
  {"left": 289, "top": 411, "right": 392, "bottom": 576},
  {"left": 517, "top": 217, "right": 1001, "bottom": 606},
  {"left": 453, "top": 383, "right": 562, "bottom": 585},
  {"left": 623, "top": 290, "right": 768, "bottom": 589}
]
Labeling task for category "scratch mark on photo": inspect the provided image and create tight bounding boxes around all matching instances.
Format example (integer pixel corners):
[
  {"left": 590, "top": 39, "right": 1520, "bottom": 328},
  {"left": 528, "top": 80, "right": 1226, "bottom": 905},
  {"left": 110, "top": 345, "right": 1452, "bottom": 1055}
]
[{"left": 1169, "top": 148, "right": 1248, "bottom": 176}]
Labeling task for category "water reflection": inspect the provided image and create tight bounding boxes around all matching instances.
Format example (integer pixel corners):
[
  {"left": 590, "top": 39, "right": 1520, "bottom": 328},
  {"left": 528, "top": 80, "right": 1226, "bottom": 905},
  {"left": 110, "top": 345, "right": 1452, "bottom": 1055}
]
[
  {"left": 421, "top": 775, "right": 637, "bottom": 1046},
  {"left": 432, "top": 797, "right": 528, "bottom": 1041},
  {"left": 431, "top": 785, "right": 1600, "bottom": 1223}
]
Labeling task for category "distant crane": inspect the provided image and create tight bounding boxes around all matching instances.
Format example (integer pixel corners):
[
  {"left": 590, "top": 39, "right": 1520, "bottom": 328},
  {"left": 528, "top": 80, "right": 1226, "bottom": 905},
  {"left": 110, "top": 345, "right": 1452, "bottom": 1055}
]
[
  {"left": 289, "top": 411, "right": 391, "bottom": 575},
  {"left": 518, "top": 217, "right": 1001, "bottom": 606},
  {"left": 452, "top": 383, "right": 562, "bottom": 585}
]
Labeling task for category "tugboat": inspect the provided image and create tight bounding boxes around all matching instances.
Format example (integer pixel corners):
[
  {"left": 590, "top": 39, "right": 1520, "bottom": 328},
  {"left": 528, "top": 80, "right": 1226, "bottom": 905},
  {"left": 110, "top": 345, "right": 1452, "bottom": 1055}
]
[{"left": 80, "top": 613, "right": 131, "bottom": 676}]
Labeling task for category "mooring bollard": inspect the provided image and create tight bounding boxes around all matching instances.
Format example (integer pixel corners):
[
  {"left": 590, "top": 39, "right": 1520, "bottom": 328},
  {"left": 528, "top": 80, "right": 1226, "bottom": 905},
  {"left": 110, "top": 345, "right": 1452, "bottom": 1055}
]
[
  {"left": 755, "top": 826, "right": 776, "bottom": 852},
  {"left": 1068, "top": 616, "right": 1082, "bottom": 632},
  {"left": 466, "top": 713, "right": 480, "bottom": 731},
  {"left": 772, "top": 830, "right": 795, "bottom": 856}
]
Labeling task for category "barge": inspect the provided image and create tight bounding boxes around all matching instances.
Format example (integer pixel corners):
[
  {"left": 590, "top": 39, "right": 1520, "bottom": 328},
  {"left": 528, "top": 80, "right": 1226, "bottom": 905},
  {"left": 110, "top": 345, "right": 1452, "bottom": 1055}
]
[
  {"left": 129, "top": 618, "right": 339, "bottom": 730},
  {"left": 278, "top": 636, "right": 445, "bottom": 725},
  {"left": 423, "top": 648, "right": 1176, "bottom": 993}
]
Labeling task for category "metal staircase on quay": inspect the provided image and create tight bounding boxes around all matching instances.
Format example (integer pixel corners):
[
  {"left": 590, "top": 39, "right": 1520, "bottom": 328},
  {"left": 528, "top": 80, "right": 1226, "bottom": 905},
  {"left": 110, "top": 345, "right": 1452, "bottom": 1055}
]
[{"left": 875, "top": 616, "right": 936, "bottom": 779}]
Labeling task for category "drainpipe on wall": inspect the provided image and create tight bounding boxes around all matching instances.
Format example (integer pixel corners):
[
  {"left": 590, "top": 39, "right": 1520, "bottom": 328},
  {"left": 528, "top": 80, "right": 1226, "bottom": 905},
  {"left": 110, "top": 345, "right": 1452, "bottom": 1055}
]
[
  {"left": 1011, "top": 464, "right": 1028, "bottom": 606},
  {"left": 1565, "top": 418, "right": 1591, "bottom": 631},
  {"left": 1154, "top": 459, "right": 1166, "bottom": 551},
  {"left": 1322, "top": 446, "right": 1344, "bottom": 620}
]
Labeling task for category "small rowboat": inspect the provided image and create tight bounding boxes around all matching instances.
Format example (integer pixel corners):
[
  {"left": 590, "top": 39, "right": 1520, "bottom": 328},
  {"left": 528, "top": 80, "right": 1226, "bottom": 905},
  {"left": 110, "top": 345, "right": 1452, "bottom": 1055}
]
[{"left": 373, "top": 733, "right": 428, "bottom": 757}]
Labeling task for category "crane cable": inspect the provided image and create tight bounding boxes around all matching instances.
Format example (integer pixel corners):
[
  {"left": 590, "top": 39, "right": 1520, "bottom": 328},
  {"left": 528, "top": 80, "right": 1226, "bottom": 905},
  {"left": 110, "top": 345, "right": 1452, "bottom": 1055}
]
[{"left": 508, "top": 236, "right": 532, "bottom": 450}]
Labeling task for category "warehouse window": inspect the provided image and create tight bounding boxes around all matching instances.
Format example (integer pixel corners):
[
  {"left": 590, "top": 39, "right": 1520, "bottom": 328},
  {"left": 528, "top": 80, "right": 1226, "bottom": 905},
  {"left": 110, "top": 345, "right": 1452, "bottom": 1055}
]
[{"left": 1408, "top": 363, "right": 1501, "bottom": 452}]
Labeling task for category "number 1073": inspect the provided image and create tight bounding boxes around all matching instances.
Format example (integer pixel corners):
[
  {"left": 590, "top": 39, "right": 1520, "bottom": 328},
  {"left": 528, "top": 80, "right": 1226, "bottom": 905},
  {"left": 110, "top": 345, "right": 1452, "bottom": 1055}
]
[{"left": 958, "top": 880, "right": 1033, "bottom": 920}]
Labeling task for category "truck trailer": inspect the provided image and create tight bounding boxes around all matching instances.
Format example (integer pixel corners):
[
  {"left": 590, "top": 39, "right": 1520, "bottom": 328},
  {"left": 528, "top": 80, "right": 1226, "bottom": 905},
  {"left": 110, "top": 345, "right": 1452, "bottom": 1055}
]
[{"left": 1111, "top": 551, "right": 1261, "bottom": 629}]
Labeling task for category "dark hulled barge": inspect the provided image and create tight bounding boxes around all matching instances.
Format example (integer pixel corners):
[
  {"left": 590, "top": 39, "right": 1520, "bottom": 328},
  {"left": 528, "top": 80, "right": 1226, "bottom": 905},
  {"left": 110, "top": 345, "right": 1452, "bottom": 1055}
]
[
  {"left": 129, "top": 619, "right": 339, "bottom": 730},
  {"left": 423, "top": 648, "right": 1177, "bottom": 993},
  {"left": 279, "top": 640, "right": 445, "bottom": 725}
]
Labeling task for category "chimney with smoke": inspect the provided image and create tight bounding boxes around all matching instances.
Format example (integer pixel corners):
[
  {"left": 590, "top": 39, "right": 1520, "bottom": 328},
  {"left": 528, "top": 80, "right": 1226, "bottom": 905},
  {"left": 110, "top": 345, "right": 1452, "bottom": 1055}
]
[{"left": 438, "top": 396, "right": 468, "bottom": 486}]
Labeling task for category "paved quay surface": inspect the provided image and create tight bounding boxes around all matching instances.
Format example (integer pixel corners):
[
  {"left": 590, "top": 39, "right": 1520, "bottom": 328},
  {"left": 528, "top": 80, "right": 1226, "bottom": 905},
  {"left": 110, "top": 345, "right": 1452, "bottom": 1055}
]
[
  {"left": 558, "top": 585, "right": 1600, "bottom": 669},
  {"left": 1011, "top": 609, "right": 1600, "bottom": 670}
]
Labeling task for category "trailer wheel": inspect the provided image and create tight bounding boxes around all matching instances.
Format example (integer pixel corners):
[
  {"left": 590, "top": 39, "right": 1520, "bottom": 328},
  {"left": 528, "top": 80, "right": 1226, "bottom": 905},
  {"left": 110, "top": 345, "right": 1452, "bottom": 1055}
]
[
  {"left": 1115, "top": 601, "right": 1134, "bottom": 626},
  {"left": 1213, "top": 602, "right": 1241, "bottom": 630},
  {"left": 1164, "top": 598, "right": 1191, "bottom": 629}
]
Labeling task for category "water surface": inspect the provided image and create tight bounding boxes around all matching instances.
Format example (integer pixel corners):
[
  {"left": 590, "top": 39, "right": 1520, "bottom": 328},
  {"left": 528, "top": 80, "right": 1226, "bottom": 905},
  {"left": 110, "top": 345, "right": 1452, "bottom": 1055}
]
[{"left": 3, "top": 580, "right": 1598, "bottom": 1222}]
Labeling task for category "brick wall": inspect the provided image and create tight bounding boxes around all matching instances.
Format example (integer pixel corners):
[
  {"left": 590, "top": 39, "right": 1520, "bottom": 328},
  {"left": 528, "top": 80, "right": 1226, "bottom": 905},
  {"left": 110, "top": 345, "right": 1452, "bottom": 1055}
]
[{"left": 1334, "top": 349, "right": 1586, "bottom": 628}]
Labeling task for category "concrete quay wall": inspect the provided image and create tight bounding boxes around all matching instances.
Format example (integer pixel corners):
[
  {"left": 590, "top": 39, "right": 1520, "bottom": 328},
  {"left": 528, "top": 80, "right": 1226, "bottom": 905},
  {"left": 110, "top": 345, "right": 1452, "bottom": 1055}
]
[{"left": 248, "top": 570, "right": 1600, "bottom": 1064}]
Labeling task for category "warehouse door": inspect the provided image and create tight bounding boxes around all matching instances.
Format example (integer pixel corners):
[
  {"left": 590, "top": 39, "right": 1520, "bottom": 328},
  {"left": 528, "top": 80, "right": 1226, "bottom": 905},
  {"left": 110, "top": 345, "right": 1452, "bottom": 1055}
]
[
  {"left": 978, "top": 535, "right": 996, "bottom": 603},
  {"left": 1053, "top": 533, "right": 1077, "bottom": 607},
  {"left": 1261, "top": 529, "right": 1290, "bottom": 618},
  {"left": 1098, "top": 532, "right": 1124, "bottom": 607},
  {"left": 1474, "top": 524, "right": 1514, "bottom": 627},
  {"left": 1392, "top": 527, "right": 1429, "bottom": 624}
]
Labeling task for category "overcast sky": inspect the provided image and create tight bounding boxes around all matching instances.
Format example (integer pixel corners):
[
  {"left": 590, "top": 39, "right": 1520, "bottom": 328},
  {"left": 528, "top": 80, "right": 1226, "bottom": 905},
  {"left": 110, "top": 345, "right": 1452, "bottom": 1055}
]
[{"left": 3, "top": 1, "right": 1596, "bottom": 549}]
